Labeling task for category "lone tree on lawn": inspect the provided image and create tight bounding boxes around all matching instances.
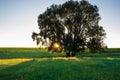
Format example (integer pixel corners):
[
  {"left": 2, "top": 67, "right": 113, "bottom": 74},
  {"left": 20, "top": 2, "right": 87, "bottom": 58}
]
[{"left": 32, "top": 0, "right": 106, "bottom": 57}]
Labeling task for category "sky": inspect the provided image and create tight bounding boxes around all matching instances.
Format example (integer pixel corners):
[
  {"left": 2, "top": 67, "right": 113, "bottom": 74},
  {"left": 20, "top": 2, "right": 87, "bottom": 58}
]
[{"left": 0, "top": 0, "right": 120, "bottom": 48}]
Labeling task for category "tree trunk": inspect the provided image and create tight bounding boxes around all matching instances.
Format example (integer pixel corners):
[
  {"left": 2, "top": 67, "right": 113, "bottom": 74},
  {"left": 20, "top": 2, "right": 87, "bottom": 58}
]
[
  {"left": 66, "top": 52, "right": 76, "bottom": 57},
  {"left": 71, "top": 52, "right": 75, "bottom": 57},
  {"left": 66, "top": 52, "right": 70, "bottom": 57}
]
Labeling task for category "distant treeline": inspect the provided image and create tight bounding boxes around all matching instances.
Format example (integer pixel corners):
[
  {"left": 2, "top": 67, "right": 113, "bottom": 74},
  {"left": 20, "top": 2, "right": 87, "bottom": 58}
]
[{"left": 105, "top": 48, "right": 120, "bottom": 53}]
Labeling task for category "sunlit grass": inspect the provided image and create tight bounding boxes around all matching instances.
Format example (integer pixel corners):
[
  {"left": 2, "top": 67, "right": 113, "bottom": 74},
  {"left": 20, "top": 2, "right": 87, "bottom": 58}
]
[
  {"left": 0, "top": 58, "right": 32, "bottom": 70},
  {"left": 105, "top": 57, "right": 120, "bottom": 60},
  {"left": 52, "top": 57, "right": 80, "bottom": 61}
]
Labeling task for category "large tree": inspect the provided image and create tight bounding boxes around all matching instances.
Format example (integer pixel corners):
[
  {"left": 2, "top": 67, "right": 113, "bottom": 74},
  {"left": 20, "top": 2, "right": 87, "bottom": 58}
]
[{"left": 32, "top": 0, "right": 106, "bottom": 56}]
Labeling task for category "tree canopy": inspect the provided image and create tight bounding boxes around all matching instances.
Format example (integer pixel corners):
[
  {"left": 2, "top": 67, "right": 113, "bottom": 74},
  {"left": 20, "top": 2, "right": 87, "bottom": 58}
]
[{"left": 32, "top": 0, "right": 106, "bottom": 56}]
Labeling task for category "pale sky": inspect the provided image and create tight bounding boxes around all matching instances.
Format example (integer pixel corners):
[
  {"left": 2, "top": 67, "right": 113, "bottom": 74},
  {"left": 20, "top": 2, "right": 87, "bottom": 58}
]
[{"left": 0, "top": 0, "right": 120, "bottom": 48}]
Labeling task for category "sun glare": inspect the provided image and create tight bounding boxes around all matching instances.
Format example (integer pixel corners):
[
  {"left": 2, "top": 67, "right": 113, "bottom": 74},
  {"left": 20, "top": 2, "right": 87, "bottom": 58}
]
[{"left": 53, "top": 43, "right": 60, "bottom": 49}]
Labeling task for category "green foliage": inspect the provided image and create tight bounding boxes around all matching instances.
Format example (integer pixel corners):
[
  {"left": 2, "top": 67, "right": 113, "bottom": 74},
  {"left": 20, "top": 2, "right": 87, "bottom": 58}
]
[
  {"left": 32, "top": 0, "right": 106, "bottom": 56},
  {"left": 0, "top": 48, "right": 120, "bottom": 80}
]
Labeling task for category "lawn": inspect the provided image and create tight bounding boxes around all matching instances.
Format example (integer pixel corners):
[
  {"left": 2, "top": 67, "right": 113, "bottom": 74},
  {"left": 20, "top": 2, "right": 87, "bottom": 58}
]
[{"left": 0, "top": 48, "right": 120, "bottom": 80}]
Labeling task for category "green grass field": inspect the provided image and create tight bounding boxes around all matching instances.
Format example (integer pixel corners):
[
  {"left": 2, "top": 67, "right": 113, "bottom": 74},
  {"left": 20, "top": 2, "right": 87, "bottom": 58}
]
[{"left": 0, "top": 48, "right": 120, "bottom": 80}]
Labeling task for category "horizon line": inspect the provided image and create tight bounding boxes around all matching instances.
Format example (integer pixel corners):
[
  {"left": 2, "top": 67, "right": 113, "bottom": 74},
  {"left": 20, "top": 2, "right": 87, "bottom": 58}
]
[{"left": 0, "top": 46, "right": 120, "bottom": 48}]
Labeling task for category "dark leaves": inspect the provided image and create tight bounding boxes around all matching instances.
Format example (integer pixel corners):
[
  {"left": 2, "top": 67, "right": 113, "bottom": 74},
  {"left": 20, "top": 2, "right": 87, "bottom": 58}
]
[{"left": 32, "top": 0, "right": 106, "bottom": 53}]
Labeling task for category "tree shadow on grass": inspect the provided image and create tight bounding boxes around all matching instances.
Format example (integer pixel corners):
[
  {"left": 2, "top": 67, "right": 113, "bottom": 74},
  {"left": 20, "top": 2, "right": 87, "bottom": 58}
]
[{"left": 0, "top": 58, "right": 80, "bottom": 80}]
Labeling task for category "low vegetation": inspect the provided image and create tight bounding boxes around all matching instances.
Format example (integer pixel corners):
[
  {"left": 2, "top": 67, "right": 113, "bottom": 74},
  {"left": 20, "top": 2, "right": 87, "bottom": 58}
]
[{"left": 0, "top": 48, "right": 120, "bottom": 80}]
